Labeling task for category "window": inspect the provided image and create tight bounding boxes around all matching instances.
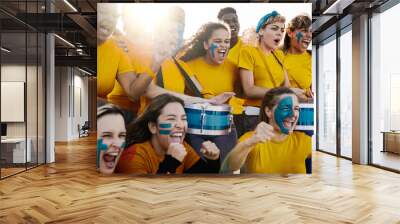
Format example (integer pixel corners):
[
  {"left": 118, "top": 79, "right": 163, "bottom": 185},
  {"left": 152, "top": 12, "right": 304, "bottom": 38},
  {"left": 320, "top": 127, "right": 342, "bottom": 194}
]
[
  {"left": 340, "top": 27, "right": 352, "bottom": 158},
  {"left": 370, "top": 2, "right": 400, "bottom": 171},
  {"left": 317, "top": 35, "right": 337, "bottom": 154}
]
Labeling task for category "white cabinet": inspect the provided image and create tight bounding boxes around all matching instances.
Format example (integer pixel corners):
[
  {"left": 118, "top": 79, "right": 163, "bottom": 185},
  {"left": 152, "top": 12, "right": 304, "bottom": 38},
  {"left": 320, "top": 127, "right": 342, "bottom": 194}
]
[{"left": 1, "top": 138, "right": 32, "bottom": 163}]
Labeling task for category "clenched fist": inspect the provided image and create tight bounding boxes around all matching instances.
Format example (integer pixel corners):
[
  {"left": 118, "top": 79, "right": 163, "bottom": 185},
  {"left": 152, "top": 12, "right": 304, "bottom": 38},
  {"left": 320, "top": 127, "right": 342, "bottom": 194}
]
[
  {"left": 248, "top": 122, "right": 275, "bottom": 145},
  {"left": 200, "top": 141, "right": 220, "bottom": 160},
  {"left": 167, "top": 143, "right": 187, "bottom": 162}
]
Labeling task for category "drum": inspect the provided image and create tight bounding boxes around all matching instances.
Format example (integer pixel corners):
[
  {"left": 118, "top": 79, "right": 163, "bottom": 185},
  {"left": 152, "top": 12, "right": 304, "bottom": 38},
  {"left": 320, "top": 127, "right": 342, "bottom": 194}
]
[
  {"left": 185, "top": 103, "right": 233, "bottom": 135},
  {"left": 294, "top": 103, "right": 314, "bottom": 135}
]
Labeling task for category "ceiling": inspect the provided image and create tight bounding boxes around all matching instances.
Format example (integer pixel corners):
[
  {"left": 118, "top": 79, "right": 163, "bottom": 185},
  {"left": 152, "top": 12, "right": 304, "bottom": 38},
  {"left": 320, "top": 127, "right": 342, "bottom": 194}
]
[{"left": 1, "top": 0, "right": 396, "bottom": 75}]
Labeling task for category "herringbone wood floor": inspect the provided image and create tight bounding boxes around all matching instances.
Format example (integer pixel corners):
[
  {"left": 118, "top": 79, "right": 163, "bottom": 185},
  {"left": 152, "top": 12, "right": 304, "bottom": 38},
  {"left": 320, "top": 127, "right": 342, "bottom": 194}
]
[{"left": 1, "top": 135, "right": 400, "bottom": 223}]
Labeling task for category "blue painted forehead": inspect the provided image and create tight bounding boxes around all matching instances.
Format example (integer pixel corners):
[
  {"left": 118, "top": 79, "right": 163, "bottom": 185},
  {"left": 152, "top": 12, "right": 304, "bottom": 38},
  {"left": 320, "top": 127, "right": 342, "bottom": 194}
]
[{"left": 256, "top": 11, "right": 280, "bottom": 33}]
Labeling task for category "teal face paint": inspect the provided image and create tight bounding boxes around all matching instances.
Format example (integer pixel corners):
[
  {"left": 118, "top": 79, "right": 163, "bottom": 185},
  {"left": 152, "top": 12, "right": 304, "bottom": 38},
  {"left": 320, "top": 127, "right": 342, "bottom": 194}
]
[
  {"left": 158, "top": 123, "right": 172, "bottom": 135},
  {"left": 97, "top": 138, "right": 108, "bottom": 168},
  {"left": 159, "top": 123, "right": 172, "bottom": 129},
  {"left": 120, "top": 142, "right": 126, "bottom": 149},
  {"left": 296, "top": 32, "right": 303, "bottom": 43},
  {"left": 159, "top": 130, "right": 171, "bottom": 135},
  {"left": 274, "top": 96, "right": 294, "bottom": 135},
  {"left": 209, "top": 42, "right": 218, "bottom": 59},
  {"left": 96, "top": 139, "right": 125, "bottom": 168}
]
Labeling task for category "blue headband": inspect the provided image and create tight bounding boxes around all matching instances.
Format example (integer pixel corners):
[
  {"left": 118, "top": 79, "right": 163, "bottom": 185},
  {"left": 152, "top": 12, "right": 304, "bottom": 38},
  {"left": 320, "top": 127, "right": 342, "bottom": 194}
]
[{"left": 256, "top": 11, "right": 279, "bottom": 33}]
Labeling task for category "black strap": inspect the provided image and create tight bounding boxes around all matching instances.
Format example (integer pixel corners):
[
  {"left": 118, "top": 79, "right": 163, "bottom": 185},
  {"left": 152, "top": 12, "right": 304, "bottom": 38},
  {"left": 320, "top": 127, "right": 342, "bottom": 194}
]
[
  {"left": 155, "top": 68, "right": 164, "bottom": 87},
  {"left": 172, "top": 58, "right": 203, "bottom": 98},
  {"left": 271, "top": 51, "right": 283, "bottom": 67}
]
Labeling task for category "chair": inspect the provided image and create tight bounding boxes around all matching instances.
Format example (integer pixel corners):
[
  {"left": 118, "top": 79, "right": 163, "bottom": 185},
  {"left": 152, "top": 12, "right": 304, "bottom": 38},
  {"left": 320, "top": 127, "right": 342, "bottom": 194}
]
[{"left": 78, "top": 121, "right": 90, "bottom": 138}]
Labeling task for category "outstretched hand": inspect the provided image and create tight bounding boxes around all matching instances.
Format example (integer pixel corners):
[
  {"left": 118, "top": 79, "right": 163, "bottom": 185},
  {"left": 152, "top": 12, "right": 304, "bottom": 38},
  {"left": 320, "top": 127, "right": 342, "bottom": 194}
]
[{"left": 209, "top": 92, "right": 235, "bottom": 105}]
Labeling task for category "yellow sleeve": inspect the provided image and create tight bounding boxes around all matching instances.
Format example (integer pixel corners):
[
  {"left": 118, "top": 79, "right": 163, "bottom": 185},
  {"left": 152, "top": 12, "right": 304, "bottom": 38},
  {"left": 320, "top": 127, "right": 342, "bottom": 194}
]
[
  {"left": 239, "top": 131, "right": 255, "bottom": 143},
  {"left": 298, "top": 132, "right": 312, "bottom": 159},
  {"left": 183, "top": 142, "right": 200, "bottom": 170},
  {"left": 117, "top": 48, "right": 134, "bottom": 75},
  {"left": 238, "top": 47, "right": 255, "bottom": 72}
]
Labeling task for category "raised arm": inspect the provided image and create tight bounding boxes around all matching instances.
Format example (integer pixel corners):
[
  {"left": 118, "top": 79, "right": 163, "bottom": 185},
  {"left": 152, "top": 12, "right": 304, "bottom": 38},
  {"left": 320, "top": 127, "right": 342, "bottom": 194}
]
[{"left": 220, "top": 122, "right": 275, "bottom": 173}]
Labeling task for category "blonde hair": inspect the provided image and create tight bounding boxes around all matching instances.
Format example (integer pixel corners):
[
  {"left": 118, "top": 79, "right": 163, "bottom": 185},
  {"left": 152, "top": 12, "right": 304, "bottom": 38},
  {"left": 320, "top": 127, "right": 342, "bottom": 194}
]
[{"left": 241, "top": 15, "right": 286, "bottom": 47}]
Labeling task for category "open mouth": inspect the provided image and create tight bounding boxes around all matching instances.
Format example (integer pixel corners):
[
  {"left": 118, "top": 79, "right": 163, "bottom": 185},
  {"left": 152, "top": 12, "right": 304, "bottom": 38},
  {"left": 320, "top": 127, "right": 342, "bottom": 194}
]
[
  {"left": 217, "top": 49, "right": 227, "bottom": 59},
  {"left": 102, "top": 151, "right": 119, "bottom": 169},
  {"left": 273, "top": 38, "right": 281, "bottom": 45},
  {"left": 283, "top": 118, "right": 296, "bottom": 129},
  {"left": 302, "top": 39, "right": 311, "bottom": 47},
  {"left": 169, "top": 132, "right": 184, "bottom": 144}
]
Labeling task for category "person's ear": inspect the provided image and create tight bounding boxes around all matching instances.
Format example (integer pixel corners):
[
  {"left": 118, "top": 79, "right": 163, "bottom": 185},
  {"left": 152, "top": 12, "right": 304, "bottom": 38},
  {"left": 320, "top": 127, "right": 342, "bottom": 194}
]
[
  {"left": 203, "top": 41, "right": 209, "bottom": 51},
  {"left": 258, "top": 29, "right": 264, "bottom": 36},
  {"left": 288, "top": 29, "right": 295, "bottom": 38},
  {"left": 148, "top": 122, "right": 157, "bottom": 135},
  {"left": 264, "top": 107, "right": 273, "bottom": 120}
]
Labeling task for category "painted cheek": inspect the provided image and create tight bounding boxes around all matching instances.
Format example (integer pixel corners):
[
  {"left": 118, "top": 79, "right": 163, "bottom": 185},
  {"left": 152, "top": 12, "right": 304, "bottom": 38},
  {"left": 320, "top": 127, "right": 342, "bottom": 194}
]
[
  {"left": 274, "top": 97, "right": 294, "bottom": 134},
  {"left": 97, "top": 138, "right": 108, "bottom": 168},
  {"left": 296, "top": 32, "right": 304, "bottom": 43},
  {"left": 120, "top": 142, "right": 126, "bottom": 149},
  {"left": 209, "top": 43, "right": 218, "bottom": 59},
  {"left": 158, "top": 123, "right": 172, "bottom": 135}
]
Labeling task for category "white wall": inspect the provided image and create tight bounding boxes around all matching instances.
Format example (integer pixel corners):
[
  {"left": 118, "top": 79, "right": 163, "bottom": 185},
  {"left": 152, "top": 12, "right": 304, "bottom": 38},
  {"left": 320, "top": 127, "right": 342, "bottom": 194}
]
[
  {"left": 54, "top": 67, "right": 89, "bottom": 141},
  {"left": 1, "top": 64, "right": 45, "bottom": 164}
]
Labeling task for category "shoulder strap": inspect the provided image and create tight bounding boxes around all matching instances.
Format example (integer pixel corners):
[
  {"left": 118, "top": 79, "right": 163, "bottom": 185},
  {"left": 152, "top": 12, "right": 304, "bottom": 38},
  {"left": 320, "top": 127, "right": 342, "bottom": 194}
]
[
  {"left": 155, "top": 68, "right": 164, "bottom": 88},
  {"left": 271, "top": 51, "right": 284, "bottom": 67},
  {"left": 257, "top": 48, "right": 279, "bottom": 87},
  {"left": 173, "top": 58, "right": 203, "bottom": 98}
]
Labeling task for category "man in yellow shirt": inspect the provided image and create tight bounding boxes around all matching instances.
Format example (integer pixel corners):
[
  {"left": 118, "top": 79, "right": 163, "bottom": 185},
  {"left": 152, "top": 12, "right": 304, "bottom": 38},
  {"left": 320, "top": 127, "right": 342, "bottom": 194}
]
[
  {"left": 217, "top": 7, "right": 243, "bottom": 66},
  {"left": 221, "top": 87, "right": 311, "bottom": 174},
  {"left": 97, "top": 4, "right": 152, "bottom": 106}
]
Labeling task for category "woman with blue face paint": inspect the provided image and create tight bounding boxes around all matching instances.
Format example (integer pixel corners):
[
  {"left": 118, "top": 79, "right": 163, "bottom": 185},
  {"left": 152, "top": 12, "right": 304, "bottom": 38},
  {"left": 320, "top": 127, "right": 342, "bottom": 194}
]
[
  {"left": 282, "top": 14, "right": 313, "bottom": 102},
  {"left": 235, "top": 11, "right": 294, "bottom": 139},
  {"left": 221, "top": 87, "right": 312, "bottom": 174},
  {"left": 97, "top": 104, "right": 127, "bottom": 174},
  {"left": 116, "top": 94, "right": 221, "bottom": 174},
  {"left": 177, "top": 22, "right": 243, "bottom": 163}
]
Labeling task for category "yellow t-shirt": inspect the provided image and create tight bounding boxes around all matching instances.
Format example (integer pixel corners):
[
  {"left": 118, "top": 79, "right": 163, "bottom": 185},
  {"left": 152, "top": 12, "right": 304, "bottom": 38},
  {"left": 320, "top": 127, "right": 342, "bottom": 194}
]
[
  {"left": 186, "top": 57, "right": 244, "bottom": 114},
  {"left": 239, "top": 131, "right": 311, "bottom": 174},
  {"left": 116, "top": 140, "right": 200, "bottom": 174},
  {"left": 107, "top": 38, "right": 153, "bottom": 112},
  {"left": 97, "top": 38, "right": 134, "bottom": 98},
  {"left": 238, "top": 46, "right": 285, "bottom": 107},
  {"left": 283, "top": 51, "right": 312, "bottom": 90},
  {"left": 227, "top": 37, "right": 244, "bottom": 66},
  {"left": 137, "top": 57, "right": 193, "bottom": 115}
]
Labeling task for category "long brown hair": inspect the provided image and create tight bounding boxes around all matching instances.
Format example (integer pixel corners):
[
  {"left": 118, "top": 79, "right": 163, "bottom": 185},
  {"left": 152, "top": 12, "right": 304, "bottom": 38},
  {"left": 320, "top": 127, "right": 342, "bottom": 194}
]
[
  {"left": 259, "top": 87, "right": 296, "bottom": 123},
  {"left": 179, "top": 22, "right": 229, "bottom": 62},
  {"left": 282, "top": 14, "right": 312, "bottom": 53},
  {"left": 126, "top": 94, "right": 184, "bottom": 146}
]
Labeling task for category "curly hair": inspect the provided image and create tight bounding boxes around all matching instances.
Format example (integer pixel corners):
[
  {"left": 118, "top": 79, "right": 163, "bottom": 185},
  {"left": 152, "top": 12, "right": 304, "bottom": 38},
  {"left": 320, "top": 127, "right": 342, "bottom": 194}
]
[
  {"left": 282, "top": 14, "right": 312, "bottom": 53},
  {"left": 179, "top": 22, "right": 230, "bottom": 62},
  {"left": 217, "top": 7, "right": 237, "bottom": 20}
]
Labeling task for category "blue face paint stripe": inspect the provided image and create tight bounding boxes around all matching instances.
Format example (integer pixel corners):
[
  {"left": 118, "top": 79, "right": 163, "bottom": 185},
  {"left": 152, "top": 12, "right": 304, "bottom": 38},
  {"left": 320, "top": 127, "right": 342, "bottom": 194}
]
[
  {"left": 120, "top": 142, "right": 126, "bottom": 149},
  {"left": 296, "top": 32, "right": 303, "bottom": 43},
  {"left": 159, "top": 130, "right": 171, "bottom": 135},
  {"left": 97, "top": 138, "right": 108, "bottom": 168},
  {"left": 209, "top": 43, "right": 218, "bottom": 59},
  {"left": 159, "top": 123, "right": 172, "bottom": 129}
]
